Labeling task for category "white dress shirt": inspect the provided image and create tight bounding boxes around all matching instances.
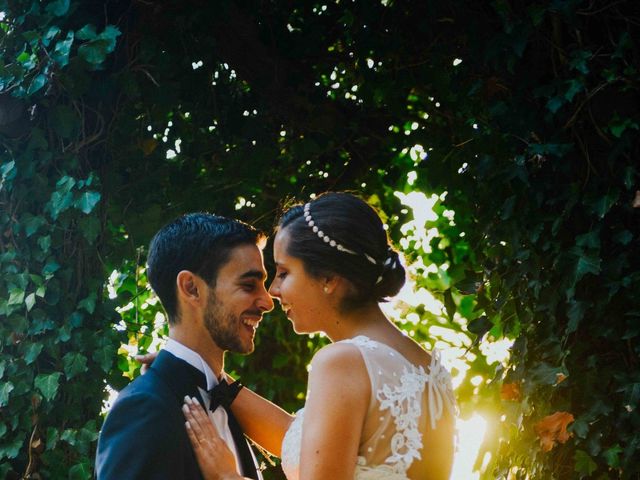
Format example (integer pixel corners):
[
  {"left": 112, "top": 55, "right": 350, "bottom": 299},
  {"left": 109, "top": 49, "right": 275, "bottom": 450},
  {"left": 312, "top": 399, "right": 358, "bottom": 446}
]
[{"left": 164, "top": 339, "right": 245, "bottom": 475}]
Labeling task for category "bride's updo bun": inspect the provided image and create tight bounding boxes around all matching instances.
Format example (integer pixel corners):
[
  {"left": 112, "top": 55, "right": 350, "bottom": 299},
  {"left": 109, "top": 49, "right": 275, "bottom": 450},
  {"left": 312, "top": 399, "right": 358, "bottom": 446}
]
[{"left": 276, "top": 192, "right": 406, "bottom": 311}]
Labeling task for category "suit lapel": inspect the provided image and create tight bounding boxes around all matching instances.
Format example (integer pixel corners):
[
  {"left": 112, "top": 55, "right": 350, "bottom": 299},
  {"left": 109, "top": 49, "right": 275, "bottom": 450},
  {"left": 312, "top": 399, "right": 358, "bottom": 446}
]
[
  {"left": 150, "top": 350, "right": 207, "bottom": 403},
  {"left": 150, "top": 351, "right": 260, "bottom": 479}
]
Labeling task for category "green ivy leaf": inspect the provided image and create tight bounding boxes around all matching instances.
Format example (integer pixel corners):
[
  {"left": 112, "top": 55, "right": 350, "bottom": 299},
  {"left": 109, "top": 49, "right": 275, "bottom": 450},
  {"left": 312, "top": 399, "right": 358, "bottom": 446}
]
[
  {"left": 574, "top": 450, "right": 597, "bottom": 476},
  {"left": 46, "top": 427, "right": 59, "bottom": 451},
  {"left": 603, "top": 444, "right": 623, "bottom": 468},
  {"left": 69, "top": 462, "right": 91, "bottom": 480},
  {"left": 78, "top": 292, "right": 96, "bottom": 314},
  {"left": 45, "top": 0, "right": 70, "bottom": 17},
  {"left": 75, "top": 191, "right": 101, "bottom": 214},
  {"left": 569, "top": 50, "right": 591, "bottom": 74},
  {"left": 35, "top": 372, "right": 62, "bottom": 401},
  {"left": 0, "top": 437, "right": 23, "bottom": 459},
  {"left": 27, "top": 74, "right": 47, "bottom": 95},
  {"left": 7, "top": 288, "right": 25, "bottom": 306},
  {"left": 38, "top": 235, "right": 51, "bottom": 253},
  {"left": 564, "top": 78, "right": 584, "bottom": 102},
  {"left": 24, "top": 343, "right": 43, "bottom": 365},
  {"left": 0, "top": 381, "right": 14, "bottom": 407},
  {"left": 57, "top": 324, "right": 72, "bottom": 343},
  {"left": 1, "top": 160, "right": 15, "bottom": 179},
  {"left": 529, "top": 362, "right": 565, "bottom": 385},
  {"left": 52, "top": 31, "right": 74, "bottom": 67},
  {"left": 92, "top": 346, "right": 114, "bottom": 373},
  {"left": 567, "top": 301, "right": 586, "bottom": 334},
  {"left": 56, "top": 175, "right": 76, "bottom": 192},
  {"left": 79, "top": 216, "right": 100, "bottom": 244},
  {"left": 42, "top": 258, "right": 61, "bottom": 275},
  {"left": 62, "top": 352, "right": 88, "bottom": 380},
  {"left": 575, "top": 230, "right": 599, "bottom": 249},
  {"left": 22, "top": 214, "right": 46, "bottom": 237},
  {"left": 587, "top": 191, "right": 619, "bottom": 218},
  {"left": 42, "top": 26, "right": 61, "bottom": 46},
  {"left": 25, "top": 292, "right": 36, "bottom": 311},
  {"left": 467, "top": 315, "right": 492, "bottom": 338},
  {"left": 576, "top": 254, "right": 601, "bottom": 281},
  {"left": 47, "top": 190, "right": 74, "bottom": 220},
  {"left": 546, "top": 96, "right": 564, "bottom": 113},
  {"left": 76, "top": 25, "right": 97, "bottom": 41}
]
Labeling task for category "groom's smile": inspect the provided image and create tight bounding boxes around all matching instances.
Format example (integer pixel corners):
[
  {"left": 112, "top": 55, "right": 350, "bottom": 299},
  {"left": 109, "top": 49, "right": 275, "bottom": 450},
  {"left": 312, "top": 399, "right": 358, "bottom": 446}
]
[{"left": 205, "top": 244, "right": 273, "bottom": 354}]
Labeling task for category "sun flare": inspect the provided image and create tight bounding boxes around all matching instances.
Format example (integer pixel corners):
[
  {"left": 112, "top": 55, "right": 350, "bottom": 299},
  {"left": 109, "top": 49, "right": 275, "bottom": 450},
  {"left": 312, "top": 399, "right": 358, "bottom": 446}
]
[{"left": 451, "top": 415, "right": 487, "bottom": 479}]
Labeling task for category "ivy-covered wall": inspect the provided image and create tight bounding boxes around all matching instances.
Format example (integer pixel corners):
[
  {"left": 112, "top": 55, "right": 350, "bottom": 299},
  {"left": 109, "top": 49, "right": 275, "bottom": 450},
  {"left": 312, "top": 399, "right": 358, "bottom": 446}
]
[{"left": 0, "top": 1, "right": 637, "bottom": 478}]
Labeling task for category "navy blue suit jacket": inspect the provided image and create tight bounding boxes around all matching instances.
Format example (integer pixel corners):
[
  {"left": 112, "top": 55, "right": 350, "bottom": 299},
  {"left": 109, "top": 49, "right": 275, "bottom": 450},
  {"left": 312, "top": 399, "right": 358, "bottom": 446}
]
[{"left": 96, "top": 350, "right": 254, "bottom": 479}]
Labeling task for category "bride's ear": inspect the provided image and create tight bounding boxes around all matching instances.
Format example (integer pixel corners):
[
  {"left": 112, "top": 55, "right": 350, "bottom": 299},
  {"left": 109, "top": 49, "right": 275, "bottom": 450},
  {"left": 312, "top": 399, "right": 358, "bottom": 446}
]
[{"left": 321, "top": 275, "right": 340, "bottom": 295}]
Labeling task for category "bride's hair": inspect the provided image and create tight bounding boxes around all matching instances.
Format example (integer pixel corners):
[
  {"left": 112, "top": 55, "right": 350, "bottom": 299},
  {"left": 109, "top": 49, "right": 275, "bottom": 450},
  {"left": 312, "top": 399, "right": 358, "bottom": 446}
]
[{"left": 276, "top": 192, "right": 405, "bottom": 311}]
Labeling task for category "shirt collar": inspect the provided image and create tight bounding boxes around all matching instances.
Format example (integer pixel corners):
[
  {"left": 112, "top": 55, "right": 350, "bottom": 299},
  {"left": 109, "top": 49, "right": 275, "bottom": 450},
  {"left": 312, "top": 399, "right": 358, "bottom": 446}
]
[{"left": 164, "top": 338, "right": 218, "bottom": 390}]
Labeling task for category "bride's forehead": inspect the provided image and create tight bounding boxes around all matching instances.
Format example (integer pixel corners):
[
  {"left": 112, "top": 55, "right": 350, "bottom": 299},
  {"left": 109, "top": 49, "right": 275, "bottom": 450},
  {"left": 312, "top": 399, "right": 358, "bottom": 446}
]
[{"left": 273, "top": 229, "right": 293, "bottom": 255}]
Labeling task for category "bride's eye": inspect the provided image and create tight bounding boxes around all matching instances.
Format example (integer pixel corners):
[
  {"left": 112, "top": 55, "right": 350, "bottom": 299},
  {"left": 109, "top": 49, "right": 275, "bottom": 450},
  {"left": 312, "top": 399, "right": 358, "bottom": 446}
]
[{"left": 277, "top": 271, "right": 288, "bottom": 280}]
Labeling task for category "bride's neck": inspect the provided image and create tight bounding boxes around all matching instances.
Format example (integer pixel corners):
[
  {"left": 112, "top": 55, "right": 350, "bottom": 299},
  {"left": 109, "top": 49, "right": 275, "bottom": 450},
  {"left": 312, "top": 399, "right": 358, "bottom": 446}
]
[{"left": 324, "top": 303, "right": 390, "bottom": 342}]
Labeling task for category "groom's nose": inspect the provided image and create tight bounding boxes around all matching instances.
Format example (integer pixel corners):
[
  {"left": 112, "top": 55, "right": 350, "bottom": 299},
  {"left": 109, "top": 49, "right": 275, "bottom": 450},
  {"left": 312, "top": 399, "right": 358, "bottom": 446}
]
[{"left": 257, "top": 285, "right": 274, "bottom": 313}]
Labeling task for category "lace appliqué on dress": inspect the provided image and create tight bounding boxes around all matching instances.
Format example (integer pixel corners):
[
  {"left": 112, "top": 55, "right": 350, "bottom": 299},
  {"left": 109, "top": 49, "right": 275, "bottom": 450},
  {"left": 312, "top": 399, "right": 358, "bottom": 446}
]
[{"left": 376, "top": 365, "right": 429, "bottom": 472}]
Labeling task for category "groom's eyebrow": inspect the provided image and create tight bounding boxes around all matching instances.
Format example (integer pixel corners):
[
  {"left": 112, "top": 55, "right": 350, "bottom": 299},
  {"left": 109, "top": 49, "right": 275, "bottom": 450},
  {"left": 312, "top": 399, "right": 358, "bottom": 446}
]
[{"left": 238, "top": 269, "right": 267, "bottom": 281}]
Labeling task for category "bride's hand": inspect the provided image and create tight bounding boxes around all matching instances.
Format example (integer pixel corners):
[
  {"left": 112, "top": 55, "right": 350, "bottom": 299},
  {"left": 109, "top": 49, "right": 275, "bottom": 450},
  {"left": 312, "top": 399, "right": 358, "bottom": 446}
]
[
  {"left": 182, "top": 396, "right": 245, "bottom": 480},
  {"left": 133, "top": 351, "right": 158, "bottom": 374}
]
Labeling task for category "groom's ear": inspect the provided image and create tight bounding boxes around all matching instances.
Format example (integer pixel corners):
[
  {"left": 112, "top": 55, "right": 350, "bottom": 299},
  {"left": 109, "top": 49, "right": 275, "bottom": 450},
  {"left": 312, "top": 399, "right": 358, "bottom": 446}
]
[{"left": 176, "top": 270, "right": 204, "bottom": 306}]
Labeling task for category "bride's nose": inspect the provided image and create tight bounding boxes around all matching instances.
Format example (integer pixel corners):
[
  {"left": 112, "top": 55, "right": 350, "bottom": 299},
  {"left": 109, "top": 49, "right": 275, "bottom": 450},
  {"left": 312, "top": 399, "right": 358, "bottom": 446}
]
[{"left": 268, "top": 280, "right": 280, "bottom": 300}]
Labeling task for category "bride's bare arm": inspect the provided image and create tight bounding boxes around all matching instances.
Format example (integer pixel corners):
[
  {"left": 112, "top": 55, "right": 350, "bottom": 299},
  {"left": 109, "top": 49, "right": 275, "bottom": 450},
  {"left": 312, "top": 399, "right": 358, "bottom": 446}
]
[
  {"left": 298, "top": 343, "right": 370, "bottom": 480},
  {"left": 226, "top": 375, "right": 294, "bottom": 457},
  {"left": 136, "top": 352, "right": 293, "bottom": 456}
]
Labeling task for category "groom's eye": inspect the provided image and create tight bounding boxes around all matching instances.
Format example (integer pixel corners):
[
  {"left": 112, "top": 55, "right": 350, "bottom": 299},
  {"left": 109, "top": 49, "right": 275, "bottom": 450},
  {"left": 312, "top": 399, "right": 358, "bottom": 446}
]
[{"left": 240, "top": 283, "right": 256, "bottom": 291}]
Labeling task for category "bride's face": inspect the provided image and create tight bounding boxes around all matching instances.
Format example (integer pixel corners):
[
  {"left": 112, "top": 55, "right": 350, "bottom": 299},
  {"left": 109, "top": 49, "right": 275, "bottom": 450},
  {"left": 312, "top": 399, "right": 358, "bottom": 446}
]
[{"left": 269, "top": 227, "right": 328, "bottom": 334}]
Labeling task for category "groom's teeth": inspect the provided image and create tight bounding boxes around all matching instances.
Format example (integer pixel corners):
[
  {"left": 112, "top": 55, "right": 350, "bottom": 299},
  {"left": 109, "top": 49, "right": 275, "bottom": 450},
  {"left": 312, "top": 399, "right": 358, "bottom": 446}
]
[{"left": 242, "top": 318, "right": 258, "bottom": 328}]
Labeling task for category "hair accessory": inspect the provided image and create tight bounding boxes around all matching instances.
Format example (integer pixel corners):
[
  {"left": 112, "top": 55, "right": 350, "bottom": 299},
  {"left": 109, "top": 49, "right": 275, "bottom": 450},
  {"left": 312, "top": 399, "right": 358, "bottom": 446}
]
[{"left": 304, "top": 202, "right": 375, "bottom": 259}]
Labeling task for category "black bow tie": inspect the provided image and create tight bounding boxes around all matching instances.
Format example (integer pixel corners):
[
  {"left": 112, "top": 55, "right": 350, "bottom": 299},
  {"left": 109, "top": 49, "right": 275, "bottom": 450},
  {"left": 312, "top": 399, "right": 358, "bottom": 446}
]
[{"left": 208, "top": 380, "right": 244, "bottom": 412}]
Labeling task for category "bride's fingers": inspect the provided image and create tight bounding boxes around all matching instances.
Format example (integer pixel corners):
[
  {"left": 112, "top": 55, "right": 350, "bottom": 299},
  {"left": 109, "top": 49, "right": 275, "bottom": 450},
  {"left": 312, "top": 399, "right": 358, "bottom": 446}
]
[
  {"left": 182, "top": 397, "right": 220, "bottom": 442},
  {"left": 185, "top": 419, "right": 202, "bottom": 447}
]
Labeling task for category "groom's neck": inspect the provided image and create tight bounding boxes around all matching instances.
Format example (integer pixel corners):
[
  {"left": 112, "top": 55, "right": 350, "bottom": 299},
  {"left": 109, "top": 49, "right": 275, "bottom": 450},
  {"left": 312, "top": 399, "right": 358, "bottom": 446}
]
[{"left": 169, "top": 325, "right": 225, "bottom": 378}]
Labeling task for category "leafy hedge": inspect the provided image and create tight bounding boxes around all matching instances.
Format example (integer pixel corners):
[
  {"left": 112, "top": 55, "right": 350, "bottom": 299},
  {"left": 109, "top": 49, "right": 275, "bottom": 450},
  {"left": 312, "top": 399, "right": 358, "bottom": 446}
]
[{"left": 0, "top": 1, "right": 637, "bottom": 479}]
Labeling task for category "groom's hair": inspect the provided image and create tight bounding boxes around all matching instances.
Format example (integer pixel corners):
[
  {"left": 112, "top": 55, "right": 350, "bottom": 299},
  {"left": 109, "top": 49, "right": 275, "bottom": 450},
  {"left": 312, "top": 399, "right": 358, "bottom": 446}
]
[{"left": 147, "top": 213, "right": 264, "bottom": 324}]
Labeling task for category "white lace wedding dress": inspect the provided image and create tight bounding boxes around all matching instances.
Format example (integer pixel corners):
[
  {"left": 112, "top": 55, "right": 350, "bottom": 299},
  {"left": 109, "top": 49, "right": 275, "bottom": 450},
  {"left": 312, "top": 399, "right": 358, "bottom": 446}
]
[{"left": 280, "top": 336, "right": 456, "bottom": 480}]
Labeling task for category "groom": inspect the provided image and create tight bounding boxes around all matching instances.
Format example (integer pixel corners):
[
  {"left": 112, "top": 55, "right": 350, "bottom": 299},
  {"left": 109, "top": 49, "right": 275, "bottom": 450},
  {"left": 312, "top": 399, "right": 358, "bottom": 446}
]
[{"left": 96, "top": 213, "right": 274, "bottom": 479}]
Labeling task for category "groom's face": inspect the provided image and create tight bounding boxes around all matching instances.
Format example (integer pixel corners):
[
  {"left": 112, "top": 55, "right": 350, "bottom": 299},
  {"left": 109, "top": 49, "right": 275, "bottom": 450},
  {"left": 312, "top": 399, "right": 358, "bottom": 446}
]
[{"left": 203, "top": 244, "right": 273, "bottom": 354}]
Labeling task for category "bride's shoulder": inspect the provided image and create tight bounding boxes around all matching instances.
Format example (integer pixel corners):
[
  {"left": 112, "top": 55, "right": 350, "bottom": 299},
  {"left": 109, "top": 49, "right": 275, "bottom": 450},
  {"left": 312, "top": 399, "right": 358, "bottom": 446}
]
[
  {"left": 309, "top": 342, "right": 368, "bottom": 381},
  {"left": 309, "top": 341, "right": 367, "bottom": 376},
  {"left": 306, "top": 342, "right": 371, "bottom": 411}
]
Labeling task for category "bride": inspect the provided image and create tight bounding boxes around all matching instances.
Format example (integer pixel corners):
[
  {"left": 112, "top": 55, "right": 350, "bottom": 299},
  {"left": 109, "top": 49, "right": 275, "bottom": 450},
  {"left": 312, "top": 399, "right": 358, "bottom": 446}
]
[{"left": 182, "top": 192, "right": 456, "bottom": 480}]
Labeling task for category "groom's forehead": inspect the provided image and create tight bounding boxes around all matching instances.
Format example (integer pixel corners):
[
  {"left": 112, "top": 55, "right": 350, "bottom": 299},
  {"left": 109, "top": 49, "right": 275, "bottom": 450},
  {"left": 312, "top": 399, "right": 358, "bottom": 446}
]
[{"left": 220, "top": 243, "right": 268, "bottom": 279}]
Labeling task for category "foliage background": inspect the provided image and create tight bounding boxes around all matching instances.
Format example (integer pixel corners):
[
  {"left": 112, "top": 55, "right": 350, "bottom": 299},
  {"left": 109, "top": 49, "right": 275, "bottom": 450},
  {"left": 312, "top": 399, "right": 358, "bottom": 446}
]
[{"left": 0, "top": 0, "right": 638, "bottom": 478}]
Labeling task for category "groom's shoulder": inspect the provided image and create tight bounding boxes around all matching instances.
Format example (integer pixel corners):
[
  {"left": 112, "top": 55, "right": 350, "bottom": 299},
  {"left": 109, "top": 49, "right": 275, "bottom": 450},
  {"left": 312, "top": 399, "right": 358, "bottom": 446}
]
[{"left": 109, "top": 368, "right": 176, "bottom": 415}]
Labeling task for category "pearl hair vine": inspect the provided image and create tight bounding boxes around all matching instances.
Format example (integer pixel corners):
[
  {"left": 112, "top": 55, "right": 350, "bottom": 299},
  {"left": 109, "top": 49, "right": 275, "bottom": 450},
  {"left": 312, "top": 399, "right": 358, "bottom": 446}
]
[{"left": 304, "top": 202, "right": 396, "bottom": 285}]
